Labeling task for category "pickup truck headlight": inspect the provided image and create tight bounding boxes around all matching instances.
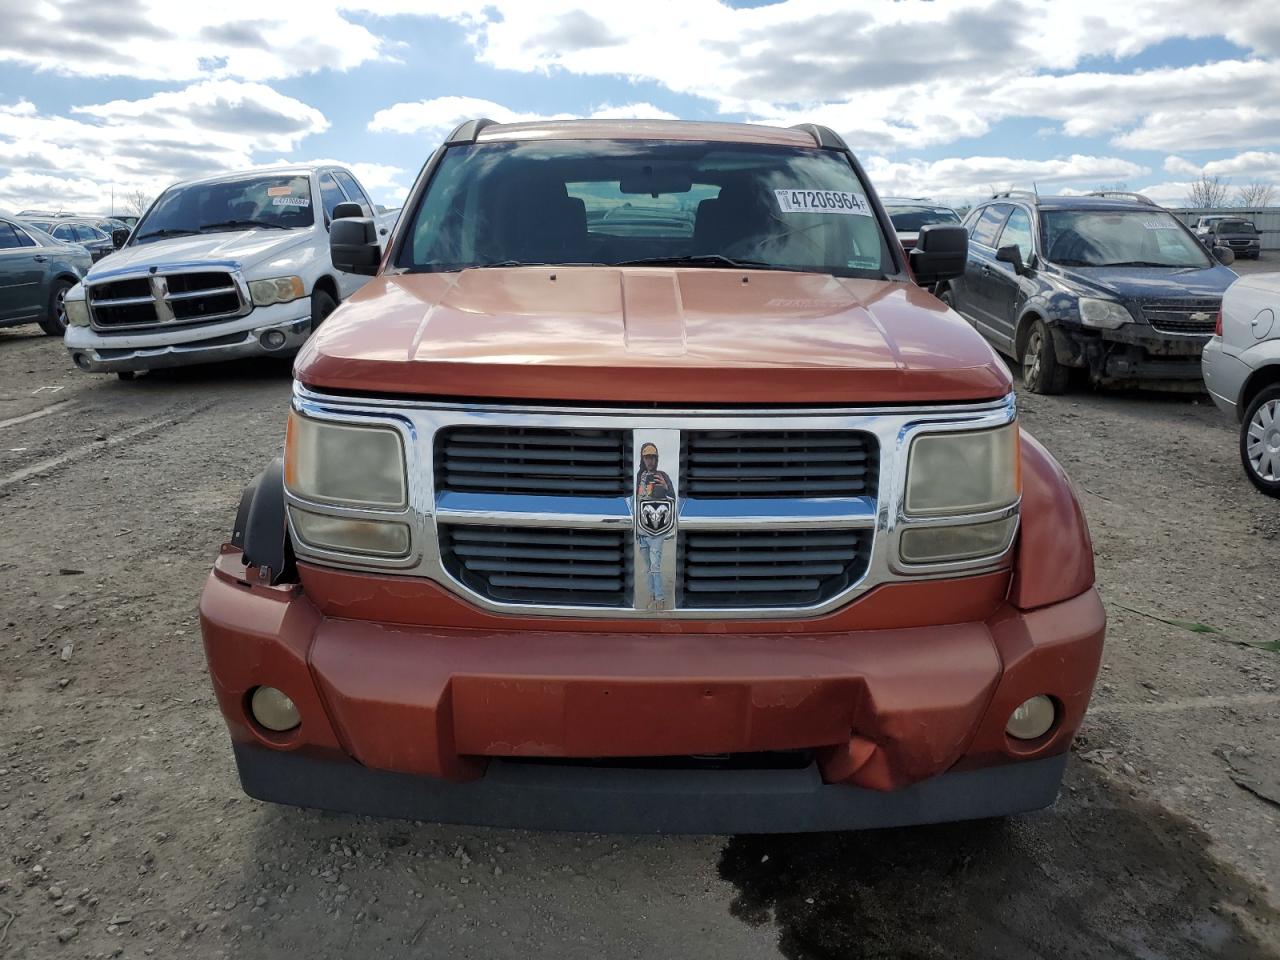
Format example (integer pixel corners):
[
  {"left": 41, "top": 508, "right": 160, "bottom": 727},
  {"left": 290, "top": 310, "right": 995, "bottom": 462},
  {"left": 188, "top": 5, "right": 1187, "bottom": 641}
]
[
  {"left": 900, "top": 424, "right": 1020, "bottom": 565},
  {"left": 64, "top": 296, "right": 90, "bottom": 327},
  {"left": 284, "top": 411, "right": 410, "bottom": 557},
  {"left": 249, "top": 275, "right": 305, "bottom": 307},
  {"left": 1078, "top": 297, "right": 1132, "bottom": 329}
]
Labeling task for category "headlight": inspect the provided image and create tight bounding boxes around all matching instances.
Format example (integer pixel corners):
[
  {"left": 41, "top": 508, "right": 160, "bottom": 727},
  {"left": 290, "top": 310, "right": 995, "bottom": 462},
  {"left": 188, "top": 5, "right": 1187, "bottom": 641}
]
[
  {"left": 1077, "top": 297, "right": 1132, "bottom": 329},
  {"left": 64, "top": 297, "right": 90, "bottom": 327},
  {"left": 285, "top": 411, "right": 407, "bottom": 509},
  {"left": 249, "top": 275, "right": 305, "bottom": 307},
  {"left": 289, "top": 508, "right": 411, "bottom": 558},
  {"left": 900, "top": 424, "right": 1020, "bottom": 565}
]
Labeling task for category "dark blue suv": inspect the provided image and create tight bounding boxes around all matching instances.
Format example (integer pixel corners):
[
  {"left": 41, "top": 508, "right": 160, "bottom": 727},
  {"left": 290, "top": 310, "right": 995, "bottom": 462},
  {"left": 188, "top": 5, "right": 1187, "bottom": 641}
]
[{"left": 938, "top": 191, "right": 1238, "bottom": 393}]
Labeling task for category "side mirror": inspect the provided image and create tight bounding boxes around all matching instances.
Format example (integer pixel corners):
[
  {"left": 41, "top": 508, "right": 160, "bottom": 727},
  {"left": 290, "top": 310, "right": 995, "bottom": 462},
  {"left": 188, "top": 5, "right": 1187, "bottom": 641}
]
[
  {"left": 333, "top": 201, "right": 364, "bottom": 221},
  {"left": 111, "top": 228, "right": 130, "bottom": 249},
  {"left": 909, "top": 223, "right": 967, "bottom": 284},
  {"left": 1212, "top": 244, "right": 1235, "bottom": 266},
  {"left": 330, "top": 216, "right": 381, "bottom": 276},
  {"left": 995, "top": 243, "right": 1026, "bottom": 273}
]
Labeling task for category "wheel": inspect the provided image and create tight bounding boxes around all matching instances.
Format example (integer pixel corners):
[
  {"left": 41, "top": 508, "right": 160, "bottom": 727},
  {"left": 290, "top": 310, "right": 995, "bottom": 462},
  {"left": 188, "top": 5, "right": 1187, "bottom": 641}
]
[
  {"left": 937, "top": 287, "right": 955, "bottom": 308},
  {"left": 1021, "top": 319, "right": 1070, "bottom": 395},
  {"left": 1240, "top": 385, "right": 1280, "bottom": 497},
  {"left": 310, "top": 288, "right": 338, "bottom": 332},
  {"left": 38, "top": 278, "right": 73, "bottom": 336}
]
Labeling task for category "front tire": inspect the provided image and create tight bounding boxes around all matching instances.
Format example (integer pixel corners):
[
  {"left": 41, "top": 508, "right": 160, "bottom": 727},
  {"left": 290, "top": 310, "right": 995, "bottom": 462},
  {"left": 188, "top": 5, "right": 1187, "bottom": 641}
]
[
  {"left": 310, "top": 289, "right": 338, "bottom": 332},
  {"left": 38, "top": 279, "right": 73, "bottom": 336},
  {"left": 1021, "top": 319, "right": 1070, "bottom": 395},
  {"left": 1240, "top": 386, "right": 1280, "bottom": 498}
]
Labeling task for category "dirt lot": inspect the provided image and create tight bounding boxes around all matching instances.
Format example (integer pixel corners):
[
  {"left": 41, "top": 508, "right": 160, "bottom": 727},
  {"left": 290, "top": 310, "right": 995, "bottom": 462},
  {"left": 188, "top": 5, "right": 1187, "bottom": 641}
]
[{"left": 2, "top": 259, "right": 1279, "bottom": 959}]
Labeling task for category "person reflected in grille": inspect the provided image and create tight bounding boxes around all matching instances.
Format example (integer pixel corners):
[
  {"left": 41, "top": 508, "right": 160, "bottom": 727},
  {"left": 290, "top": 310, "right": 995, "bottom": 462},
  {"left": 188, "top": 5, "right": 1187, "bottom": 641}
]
[{"left": 636, "top": 443, "right": 674, "bottom": 609}]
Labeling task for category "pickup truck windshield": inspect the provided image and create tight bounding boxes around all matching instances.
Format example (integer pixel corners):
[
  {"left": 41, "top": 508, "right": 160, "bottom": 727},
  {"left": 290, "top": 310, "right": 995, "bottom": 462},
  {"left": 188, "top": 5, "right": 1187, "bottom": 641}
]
[
  {"left": 1041, "top": 209, "right": 1211, "bottom": 268},
  {"left": 401, "top": 140, "right": 893, "bottom": 278},
  {"left": 133, "top": 174, "right": 314, "bottom": 244},
  {"left": 1214, "top": 219, "right": 1257, "bottom": 234},
  {"left": 886, "top": 205, "right": 960, "bottom": 232}
]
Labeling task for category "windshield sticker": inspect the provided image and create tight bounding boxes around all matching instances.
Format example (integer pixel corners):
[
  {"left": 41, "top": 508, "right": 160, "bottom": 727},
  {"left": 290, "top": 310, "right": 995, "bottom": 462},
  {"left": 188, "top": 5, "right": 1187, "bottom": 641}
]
[
  {"left": 266, "top": 186, "right": 293, "bottom": 197},
  {"left": 272, "top": 196, "right": 310, "bottom": 207},
  {"left": 1141, "top": 218, "right": 1177, "bottom": 229},
  {"left": 774, "top": 189, "right": 872, "bottom": 216}
]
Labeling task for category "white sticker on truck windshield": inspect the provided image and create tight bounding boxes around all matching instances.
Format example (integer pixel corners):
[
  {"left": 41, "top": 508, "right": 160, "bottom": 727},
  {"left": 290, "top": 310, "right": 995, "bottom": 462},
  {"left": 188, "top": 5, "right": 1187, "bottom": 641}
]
[
  {"left": 272, "top": 196, "right": 310, "bottom": 207},
  {"left": 774, "top": 189, "right": 872, "bottom": 216},
  {"left": 1141, "top": 217, "right": 1176, "bottom": 229}
]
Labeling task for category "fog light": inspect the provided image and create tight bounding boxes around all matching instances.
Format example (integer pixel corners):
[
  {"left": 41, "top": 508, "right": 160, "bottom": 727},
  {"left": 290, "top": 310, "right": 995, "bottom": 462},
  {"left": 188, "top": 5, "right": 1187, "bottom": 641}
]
[
  {"left": 73, "top": 353, "right": 91, "bottom": 370},
  {"left": 260, "top": 330, "right": 288, "bottom": 350},
  {"left": 250, "top": 686, "right": 300, "bottom": 732},
  {"left": 1006, "top": 695, "right": 1055, "bottom": 740}
]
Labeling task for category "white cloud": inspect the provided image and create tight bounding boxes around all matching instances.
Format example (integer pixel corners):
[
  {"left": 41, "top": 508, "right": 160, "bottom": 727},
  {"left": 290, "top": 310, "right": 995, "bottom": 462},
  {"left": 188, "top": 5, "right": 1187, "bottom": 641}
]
[
  {"left": 368, "top": 96, "right": 677, "bottom": 137},
  {"left": 1202, "top": 151, "right": 1280, "bottom": 179},
  {"left": 1164, "top": 156, "right": 1202, "bottom": 177},
  {"left": 864, "top": 154, "right": 1149, "bottom": 203}
]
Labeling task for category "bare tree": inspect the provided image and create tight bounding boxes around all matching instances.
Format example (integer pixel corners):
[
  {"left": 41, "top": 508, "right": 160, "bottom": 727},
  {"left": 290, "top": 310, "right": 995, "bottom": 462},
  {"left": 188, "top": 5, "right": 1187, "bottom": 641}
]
[
  {"left": 1236, "top": 181, "right": 1276, "bottom": 208},
  {"left": 1185, "top": 174, "right": 1231, "bottom": 208},
  {"left": 124, "top": 189, "right": 153, "bottom": 218}
]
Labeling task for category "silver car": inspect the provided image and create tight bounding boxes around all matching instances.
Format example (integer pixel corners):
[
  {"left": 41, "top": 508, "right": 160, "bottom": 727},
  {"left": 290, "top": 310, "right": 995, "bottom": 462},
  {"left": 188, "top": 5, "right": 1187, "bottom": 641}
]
[{"left": 1202, "top": 272, "right": 1280, "bottom": 496}]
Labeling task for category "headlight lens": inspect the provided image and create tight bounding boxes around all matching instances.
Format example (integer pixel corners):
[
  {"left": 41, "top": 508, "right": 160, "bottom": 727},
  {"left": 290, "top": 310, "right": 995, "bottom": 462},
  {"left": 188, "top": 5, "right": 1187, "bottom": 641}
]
[
  {"left": 1078, "top": 297, "right": 1132, "bottom": 329},
  {"left": 284, "top": 411, "right": 407, "bottom": 509},
  {"left": 905, "top": 424, "right": 1019, "bottom": 517},
  {"left": 249, "top": 275, "right": 305, "bottom": 306},
  {"left": 289, "top": 507, "right": 411, "bottom": 558},
  {"left": 64, "top": 297, "right": 90, "bottom": 327},
  {"left": 900, "top": 516, "right": 1018, "bottom": 564}
]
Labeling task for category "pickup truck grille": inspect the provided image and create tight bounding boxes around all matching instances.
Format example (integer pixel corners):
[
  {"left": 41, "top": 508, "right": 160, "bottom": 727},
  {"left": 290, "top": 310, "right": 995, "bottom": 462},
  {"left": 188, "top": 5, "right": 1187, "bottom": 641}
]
[
  {"left": 681, "top": 529, "right": 871, "bottom": 608},
  {"left": 440, "top": 524, "right": 631, "bottom": 606},
  {"left": 683, "top": 430, "right": 877, "bottom": 498},
  {"left": 88, "top": 270, "right": 246, "bottom": 329},
  {"left": 436, "top": 426, "right": 629, "bottom": 496},
  {"left": 1138, "top": 297, "right": 1220, "bottom": 336}
]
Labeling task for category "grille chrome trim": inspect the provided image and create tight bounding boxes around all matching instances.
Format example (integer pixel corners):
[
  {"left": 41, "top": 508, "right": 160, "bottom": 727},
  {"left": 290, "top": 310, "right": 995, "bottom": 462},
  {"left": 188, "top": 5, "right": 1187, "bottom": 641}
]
[
  {"left": 286, "top": 384, "right": 1019, "bottom": 619},
  {"left": 86, "top": 260, "right": 252, "bottom": 331}
]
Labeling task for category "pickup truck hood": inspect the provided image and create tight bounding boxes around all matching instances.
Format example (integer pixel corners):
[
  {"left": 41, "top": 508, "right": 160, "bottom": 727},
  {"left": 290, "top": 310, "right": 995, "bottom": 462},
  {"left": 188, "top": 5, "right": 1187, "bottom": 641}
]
[
  {"left": 295, "top": 267, "right": 1011, "bottom": 404},
  {"left": 1049, "top": 262, "right": 1237, "bottom": 301},
  {"left": 89, "top": 229, "right": 314, "bottom": 277}
]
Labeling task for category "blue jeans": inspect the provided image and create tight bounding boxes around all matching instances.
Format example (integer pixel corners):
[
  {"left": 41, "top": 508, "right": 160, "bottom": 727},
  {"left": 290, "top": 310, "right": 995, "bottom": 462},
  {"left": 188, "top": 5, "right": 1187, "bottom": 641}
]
[{"left": 639, "top": 535, "right": 665, "bottom": 602}]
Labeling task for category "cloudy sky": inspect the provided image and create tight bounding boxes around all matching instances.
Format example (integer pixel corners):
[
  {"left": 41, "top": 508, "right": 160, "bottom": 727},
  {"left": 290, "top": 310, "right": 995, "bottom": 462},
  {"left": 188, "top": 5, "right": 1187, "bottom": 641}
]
[{"left": 2, "top": 0, "right": 1278, "bottom": 214}]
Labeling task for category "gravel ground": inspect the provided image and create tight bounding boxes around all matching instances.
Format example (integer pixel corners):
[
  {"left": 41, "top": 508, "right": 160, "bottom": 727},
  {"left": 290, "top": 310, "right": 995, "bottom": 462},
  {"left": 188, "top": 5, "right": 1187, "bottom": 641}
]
[{"left": 1, "top": 261, "right": 1278, "bottom": 959}]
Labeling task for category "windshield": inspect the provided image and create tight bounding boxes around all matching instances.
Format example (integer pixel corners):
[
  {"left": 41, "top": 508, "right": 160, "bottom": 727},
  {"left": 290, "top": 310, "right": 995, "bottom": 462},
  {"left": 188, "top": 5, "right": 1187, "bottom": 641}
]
[
  {"left": 1041, "top": 209, "right": 1211, "bottom": 268},
  {"left": 133, "top": 173, "right": 314, "bottom": 244},
  {"left": 400, "top": 140, "right": 893, "bottom": 278},
  {"left": 1215, "top": 219, "right": 1257, "bottom": 234},
  {"left": 885, "top": 205, "right": 960, "bottom": 232}
]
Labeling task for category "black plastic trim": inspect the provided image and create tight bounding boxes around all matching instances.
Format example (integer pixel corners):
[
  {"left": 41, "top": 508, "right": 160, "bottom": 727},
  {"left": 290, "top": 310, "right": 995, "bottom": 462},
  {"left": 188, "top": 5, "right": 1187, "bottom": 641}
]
[
  {"left": 790, "top": 123, "right": 849, "bottom": 151},
  {"left": 232, "top": 743, "right": 1067, "bottom": 834},
  {"left": 445, "top": 118, "right": 496, "bottom": 145},
  {"left": 236, "top": 458, "right": 296, "bottom": 584}
]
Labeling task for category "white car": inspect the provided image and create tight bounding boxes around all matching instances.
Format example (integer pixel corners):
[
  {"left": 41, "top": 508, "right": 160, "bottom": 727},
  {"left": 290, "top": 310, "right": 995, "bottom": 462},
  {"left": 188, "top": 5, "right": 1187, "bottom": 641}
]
[
  {"left": 1202, "top": 272, "right": 1280, "bottom": 496},
  {"left": 63, "top": 164, "right": 389, "bottom": 378}
]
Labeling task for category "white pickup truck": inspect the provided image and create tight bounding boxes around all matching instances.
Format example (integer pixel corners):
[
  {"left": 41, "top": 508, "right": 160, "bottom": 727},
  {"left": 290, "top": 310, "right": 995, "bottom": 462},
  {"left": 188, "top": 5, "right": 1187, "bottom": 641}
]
[{"left": 63, "top": 164, "right": 389, "bottom": 378}]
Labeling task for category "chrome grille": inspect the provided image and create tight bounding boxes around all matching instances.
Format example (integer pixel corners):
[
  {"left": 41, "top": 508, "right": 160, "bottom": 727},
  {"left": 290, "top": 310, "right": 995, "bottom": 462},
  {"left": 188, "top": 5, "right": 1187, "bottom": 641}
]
[
  {"left": 88, "top": 270, "right": 247, "bottom": 330},
  {"left": 1138, "top": 297, "right": 1219, "bottom": 336},
  {"left": 440, "top": 524, "right": 631, "bottom": 606},
  {"left": 681, "top": 529, "right": 872, "bottom": 608},
  {"left": 436, "top": 426, "right": 629, "bottom": 496},
  {"left": 683, "top": 430, "right": 877, "bottom": 498}
]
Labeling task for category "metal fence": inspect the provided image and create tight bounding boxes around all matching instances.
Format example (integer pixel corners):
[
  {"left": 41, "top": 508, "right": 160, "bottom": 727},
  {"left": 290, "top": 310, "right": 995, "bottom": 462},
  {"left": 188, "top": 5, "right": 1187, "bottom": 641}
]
[{"left": 1169, "top": 206, "right": 1280, "bottom": 251}]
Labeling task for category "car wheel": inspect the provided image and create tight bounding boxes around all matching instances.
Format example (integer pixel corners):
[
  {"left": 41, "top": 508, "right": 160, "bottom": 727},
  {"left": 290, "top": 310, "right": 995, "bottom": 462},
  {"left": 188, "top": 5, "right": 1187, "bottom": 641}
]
[
  {"left": 1240, "top": 385, "right": 1280, "bottom": 498},
  {"left": 38, "top": 279, "right": 74, "bottom": 336},
  {"left": 311, "top": 289, "right": 338, "bottom": 332},
  {"left": 1022, "top": 319, "right": 1070, "bottom": 395}
]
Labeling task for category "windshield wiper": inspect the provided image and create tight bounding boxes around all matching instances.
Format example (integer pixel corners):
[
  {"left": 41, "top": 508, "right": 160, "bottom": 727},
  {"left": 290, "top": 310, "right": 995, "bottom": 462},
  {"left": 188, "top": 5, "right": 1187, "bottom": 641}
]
[
  {"left": 611, "top": 254, "right": 776, "bottom": 270},
  {"left": 199, "top": 219, "right": 289, "bottom": 232},
  {"left": 134, "top": 228, "right": 199, "bottom": 241},
  {"left": 1096, "top": 260, "right": 1174, "bottom": 268}
]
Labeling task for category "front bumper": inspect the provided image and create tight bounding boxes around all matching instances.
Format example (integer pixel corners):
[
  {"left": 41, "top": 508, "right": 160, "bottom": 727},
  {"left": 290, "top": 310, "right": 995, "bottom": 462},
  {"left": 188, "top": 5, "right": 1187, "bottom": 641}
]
[
  {"left": 65, "top": 299, "right": 312, "bottom": 373},
  {"left": 1054, "top": 323, "right": 1208, "bottom": 382},
  {"left": 1201, "top": 336, "right": 1250, "bottom": 418},
  {"left": 200, "top": 547, "right": 1105, "bottom": 833}
]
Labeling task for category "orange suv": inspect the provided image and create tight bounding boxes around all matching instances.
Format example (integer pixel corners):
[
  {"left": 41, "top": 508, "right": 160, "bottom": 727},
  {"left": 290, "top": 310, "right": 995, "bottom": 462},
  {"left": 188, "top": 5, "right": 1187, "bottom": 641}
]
[{"left": 199, "top": 119, "right": 1104, "bottom": 832}]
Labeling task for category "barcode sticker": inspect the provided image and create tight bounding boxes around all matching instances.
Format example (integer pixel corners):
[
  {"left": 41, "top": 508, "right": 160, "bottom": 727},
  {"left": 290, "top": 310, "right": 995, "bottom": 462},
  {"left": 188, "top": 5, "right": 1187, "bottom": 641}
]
[
  {"left": 272, "top": 196, "right": 310, "bottom": 207},
  {"left": 774, "top": 189, "right": 872, "bottom": 216}
]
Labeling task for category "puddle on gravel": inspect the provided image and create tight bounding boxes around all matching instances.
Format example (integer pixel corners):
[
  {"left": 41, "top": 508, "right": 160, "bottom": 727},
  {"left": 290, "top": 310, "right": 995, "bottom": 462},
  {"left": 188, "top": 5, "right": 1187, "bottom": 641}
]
[{"left": 718, "top": 765, "right": 1278, "bottom": 960}]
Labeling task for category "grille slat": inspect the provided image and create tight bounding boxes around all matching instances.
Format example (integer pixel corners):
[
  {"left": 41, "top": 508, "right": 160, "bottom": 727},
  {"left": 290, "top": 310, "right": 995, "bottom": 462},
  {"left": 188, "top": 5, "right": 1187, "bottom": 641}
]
[
  {"left": 437, "top": 426, "right": 629, "bottom": 497},
  {"left": 441, "top": 524, "right": 631, "bottom": 606},
  {"left": 684, "top": 430, "right": 878, "bottom": 499},
  {"left": 88, "top": 271, "right": 244, "bottom": 329},
  {"left": 680, "top": 529, "right": 872, "bottom": 608},
  {"left": 1138, "top": 297, "right": 1220, "bottom": 336}
]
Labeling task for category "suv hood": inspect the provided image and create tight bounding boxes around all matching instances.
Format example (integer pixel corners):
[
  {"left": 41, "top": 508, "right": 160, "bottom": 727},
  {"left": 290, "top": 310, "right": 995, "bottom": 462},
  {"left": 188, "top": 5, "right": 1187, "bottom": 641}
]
[
  {"left": 1050, "top": 262, "right": 1236, "bottom": 301},
  {"left": 89, "top": 229, "right": 313, "bottom": 277},
  {"left": 296, "top": 267, "right": 1011, "bottom": 404}
]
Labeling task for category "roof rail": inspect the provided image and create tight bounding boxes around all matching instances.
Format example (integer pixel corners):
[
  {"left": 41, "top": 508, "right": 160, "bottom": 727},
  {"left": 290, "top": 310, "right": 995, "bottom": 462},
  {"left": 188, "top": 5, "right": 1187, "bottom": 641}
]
[
  {"left": 790, "top": 123, "right": 848, "bottom": 150},
  {"left": 991, "top": 190, "right": 1039, "bottom": 201},
  {"left": 1085, "top": 190, "right": 1158, "bottom": 206},
  {"left": 444, "top": 118, "right": 496, "bottom": 145}
]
